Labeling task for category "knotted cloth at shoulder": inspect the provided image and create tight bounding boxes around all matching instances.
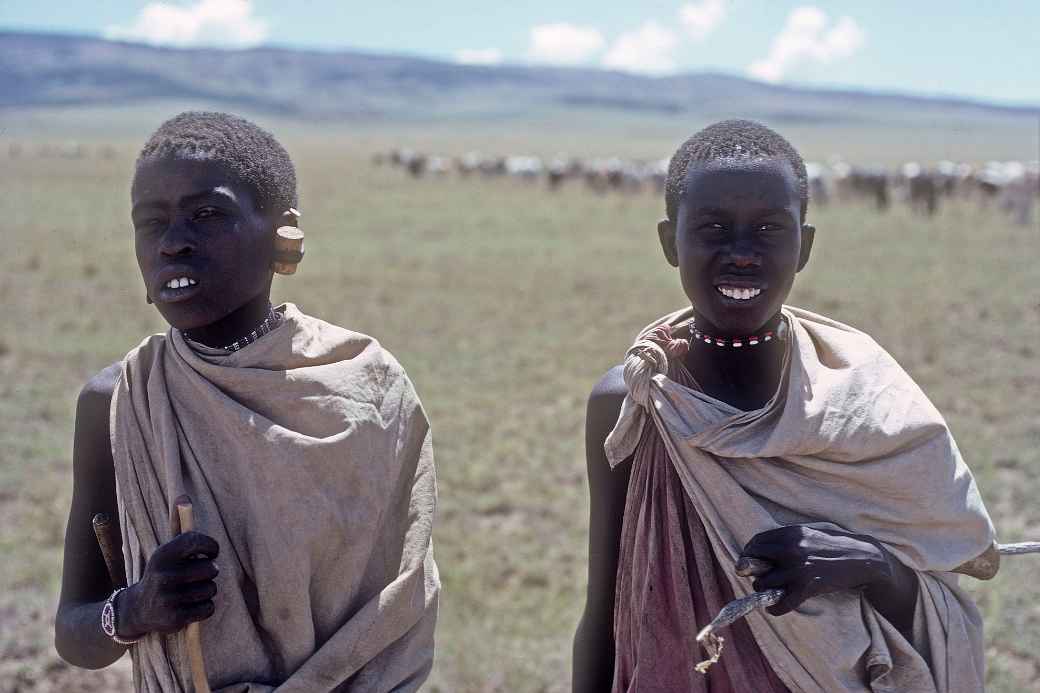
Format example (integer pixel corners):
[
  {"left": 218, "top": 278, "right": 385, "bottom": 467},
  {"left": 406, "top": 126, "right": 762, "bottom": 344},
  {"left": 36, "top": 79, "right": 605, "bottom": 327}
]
[{"left": 623, "top": 339, "right": 669, "bottom": 407}]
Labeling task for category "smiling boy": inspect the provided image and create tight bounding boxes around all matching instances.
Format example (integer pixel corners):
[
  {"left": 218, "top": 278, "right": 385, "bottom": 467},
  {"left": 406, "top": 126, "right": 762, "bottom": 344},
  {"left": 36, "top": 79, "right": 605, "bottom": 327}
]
[
  {"left": 573, "top": 120, "right": 994, "bottom": 692},
  {"left": 55, "top": 112, "right": 439, "bottom": 691}
]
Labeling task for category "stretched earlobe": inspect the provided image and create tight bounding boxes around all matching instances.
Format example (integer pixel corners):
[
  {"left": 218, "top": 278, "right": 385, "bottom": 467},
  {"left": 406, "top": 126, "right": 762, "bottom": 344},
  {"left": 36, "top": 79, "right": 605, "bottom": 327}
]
[
  {"left": 797, "top": 223, "right": 815, "bottom": 272},
  {"left": 657, "top": 218, "right": 679, "bottom": 267},
  {"left": 272, "top": 208, "right": 304, "bottom": 275}
]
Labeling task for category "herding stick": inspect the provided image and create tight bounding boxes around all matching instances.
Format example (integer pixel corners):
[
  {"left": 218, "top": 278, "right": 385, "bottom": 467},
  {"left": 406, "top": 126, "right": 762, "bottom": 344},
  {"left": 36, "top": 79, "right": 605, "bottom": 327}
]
[
  {"left": 92, "top": 513, "right": 125, "bottom": 588},
  {"left": 175, "top": 495, "right": 212, "bottom": 693},
  {"left": 694, "top": 543, "right": 1040, "bottom": 673}
]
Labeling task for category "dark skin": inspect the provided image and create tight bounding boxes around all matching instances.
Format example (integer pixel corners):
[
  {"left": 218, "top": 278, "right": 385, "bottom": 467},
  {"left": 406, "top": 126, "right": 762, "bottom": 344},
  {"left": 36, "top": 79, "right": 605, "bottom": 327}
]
[
  {"left": 573, "top": 158, "right": 919, "bottom": 692},
  {"left": 55, "top": 156, "right": 296, "bottom": 668}
]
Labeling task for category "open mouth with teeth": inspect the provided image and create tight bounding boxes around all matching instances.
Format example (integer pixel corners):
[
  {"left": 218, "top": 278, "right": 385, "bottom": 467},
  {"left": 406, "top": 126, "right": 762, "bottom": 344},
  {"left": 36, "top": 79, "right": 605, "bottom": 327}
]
[
  {"left": 155, "top": 274, "right": 202, "bottom": 303},
  {"left": 716, "top": 286, "right": 763, "bottom": 301},
  {"left": 165, "top": 276, "right": 197, "bottom": 290}
]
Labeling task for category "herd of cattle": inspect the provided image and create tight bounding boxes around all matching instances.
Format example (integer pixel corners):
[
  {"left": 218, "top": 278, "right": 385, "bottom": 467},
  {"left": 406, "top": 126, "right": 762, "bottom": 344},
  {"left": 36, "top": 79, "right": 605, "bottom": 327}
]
[
  {"left": 7, "top": 141, "right": 1035, "bottom": 225},
  {"left": 374, "top": 149, "right": 1039, "bottom": 225}
]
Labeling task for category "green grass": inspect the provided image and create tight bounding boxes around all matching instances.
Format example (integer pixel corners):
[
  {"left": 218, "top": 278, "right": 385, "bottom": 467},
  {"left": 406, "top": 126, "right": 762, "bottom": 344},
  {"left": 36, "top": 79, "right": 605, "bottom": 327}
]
[{"left": 1, "top": 131, "right": 1037, "bottom": 691}]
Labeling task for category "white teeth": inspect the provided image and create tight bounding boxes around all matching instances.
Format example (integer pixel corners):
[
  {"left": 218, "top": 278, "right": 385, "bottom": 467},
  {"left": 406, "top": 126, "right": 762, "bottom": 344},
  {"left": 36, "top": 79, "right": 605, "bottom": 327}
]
[
  {"left": 165, "top": 277, "right": 194, "bottom": 289},
  {"left": 718, "top": 286, "right": 762, "bottom": 300}
]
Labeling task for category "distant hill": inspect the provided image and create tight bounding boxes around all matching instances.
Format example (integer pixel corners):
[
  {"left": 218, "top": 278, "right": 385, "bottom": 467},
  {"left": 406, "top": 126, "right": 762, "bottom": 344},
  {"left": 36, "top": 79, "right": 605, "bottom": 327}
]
[{"left": 3, "top": 31, "right": 1038, "bottom": 126}]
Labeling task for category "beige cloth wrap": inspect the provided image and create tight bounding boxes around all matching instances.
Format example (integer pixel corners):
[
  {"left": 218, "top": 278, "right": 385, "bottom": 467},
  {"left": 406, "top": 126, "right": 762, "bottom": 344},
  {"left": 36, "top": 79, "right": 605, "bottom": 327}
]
[
  {"left": 606, "top": 305, "right": 995, "bottom": 693},
  {"left": 110, "top": 303, "right": 439, "bottom": 692}
]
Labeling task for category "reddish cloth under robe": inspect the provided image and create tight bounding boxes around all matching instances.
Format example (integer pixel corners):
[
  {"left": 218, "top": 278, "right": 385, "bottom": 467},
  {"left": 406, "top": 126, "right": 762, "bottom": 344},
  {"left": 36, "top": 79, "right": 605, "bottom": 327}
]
[{"left": 612, "top": 365, "right": 790, "bottom": 693}]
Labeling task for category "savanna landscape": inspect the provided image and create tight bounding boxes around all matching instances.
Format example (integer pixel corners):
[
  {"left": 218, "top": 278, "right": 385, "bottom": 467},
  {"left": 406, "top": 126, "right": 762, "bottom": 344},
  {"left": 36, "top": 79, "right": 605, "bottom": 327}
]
[{"left": 1, "top": 32, "right": 1038, "bottom": 692}]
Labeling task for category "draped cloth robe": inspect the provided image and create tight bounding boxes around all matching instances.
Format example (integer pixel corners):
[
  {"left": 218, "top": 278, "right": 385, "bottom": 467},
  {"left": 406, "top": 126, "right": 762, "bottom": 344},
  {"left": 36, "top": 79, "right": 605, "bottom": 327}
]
[
  {"left": 606, "top": 306, "right": 995, "bottom": 693},
  {"left": 110, "top": 304, "right": 439, "bottom": 692}
]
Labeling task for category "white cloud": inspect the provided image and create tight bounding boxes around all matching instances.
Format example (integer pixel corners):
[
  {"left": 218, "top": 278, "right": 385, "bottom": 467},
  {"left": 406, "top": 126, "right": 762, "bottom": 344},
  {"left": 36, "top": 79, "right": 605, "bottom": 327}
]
[
  {"left": 454, "top": 48, "right": 504, "bottom": 66},
  {"left": 104, "top": 0, "right": 268, "bottom": 48},
  {"left": 679, "top": 0, "right": 728, "bottom": 40},
  {"left": 527, "top": 23, "right": 606, "bottom": 65},
  {"left": 602, "top": 21, "right": 678, "bottom": 75},
  {"left": 748, "top": 6, "right": 864, "bottom": 83}
]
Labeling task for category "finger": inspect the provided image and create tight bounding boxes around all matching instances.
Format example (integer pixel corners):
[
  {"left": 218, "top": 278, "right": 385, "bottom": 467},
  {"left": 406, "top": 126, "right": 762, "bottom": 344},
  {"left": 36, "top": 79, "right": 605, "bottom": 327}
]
[
  {"left": 154, "top": 600, "right": 217, "bottom": 634},
  {"left": 173, "top": 580, "right": 218, "bottom": 606},
  {"left": 740, "top": 541, "right": 788, "bottom": 562},
  {"left": 744, "top": 526, "right": 809, "bottom": 564},
  {"left": 753, "top": 567, "right": 804, "bottom": 592},
  {"left": 161, "top": 559, "right": 219, "bottom": 588},
  {"left": 736, "top": 556, "right": 773, "bottom": 577},
  {"left": 182, "top": 599, "right": 216, "bottom": 624},
  {"left": 164, "top": 532, "right": 220, "bottom": 562},
  {"left": 179, "top": 557, "right": 220, "bottom": 583}
]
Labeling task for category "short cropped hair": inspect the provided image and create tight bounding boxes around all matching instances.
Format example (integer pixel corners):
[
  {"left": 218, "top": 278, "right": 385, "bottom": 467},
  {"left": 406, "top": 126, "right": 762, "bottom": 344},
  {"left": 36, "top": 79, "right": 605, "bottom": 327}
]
[
  {"left": 665, "top": 119, "right": 808, "bottom": 222},
  {"left": 136, "top": 111, "right": 297, "bottom": 215}
]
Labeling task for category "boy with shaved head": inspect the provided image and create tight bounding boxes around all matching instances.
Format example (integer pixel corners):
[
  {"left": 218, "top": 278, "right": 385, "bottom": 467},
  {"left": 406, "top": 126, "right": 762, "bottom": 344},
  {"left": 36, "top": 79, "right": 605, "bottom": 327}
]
[
  {"left": 56, "top": 112, "right": 439, "bottom": 691},
  {"left": 573, "top": 120, "right": 994, "bottom": 692}
]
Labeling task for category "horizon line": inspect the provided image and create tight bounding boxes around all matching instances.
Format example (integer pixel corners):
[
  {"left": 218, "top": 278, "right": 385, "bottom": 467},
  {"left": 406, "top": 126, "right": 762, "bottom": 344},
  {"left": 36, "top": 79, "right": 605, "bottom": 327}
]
[{"left": 3, "top": 27, "right": 1039, "bottom": 113}]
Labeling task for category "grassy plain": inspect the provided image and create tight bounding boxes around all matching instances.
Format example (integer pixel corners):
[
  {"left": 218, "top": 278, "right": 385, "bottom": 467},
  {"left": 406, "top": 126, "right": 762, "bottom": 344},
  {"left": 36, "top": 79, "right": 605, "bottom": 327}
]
[{"left": 1, "top": 124, "right": 1038, "bottom": 692}]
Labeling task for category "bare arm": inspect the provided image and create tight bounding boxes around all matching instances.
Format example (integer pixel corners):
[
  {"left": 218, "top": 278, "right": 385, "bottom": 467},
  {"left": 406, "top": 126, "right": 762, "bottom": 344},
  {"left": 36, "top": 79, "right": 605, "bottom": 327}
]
[
  {"left": 572, "top": 366, "right": 632, "bottom": 693},
  {"left": 55, "top": 363, "right": 129, "bottom": 668}
]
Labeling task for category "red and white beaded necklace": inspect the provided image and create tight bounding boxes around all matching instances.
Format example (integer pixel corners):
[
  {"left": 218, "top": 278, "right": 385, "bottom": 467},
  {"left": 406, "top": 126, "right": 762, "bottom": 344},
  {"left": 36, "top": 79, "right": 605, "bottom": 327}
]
[{"left": 682, "top": 318, "right": 785, "bottom": 349}]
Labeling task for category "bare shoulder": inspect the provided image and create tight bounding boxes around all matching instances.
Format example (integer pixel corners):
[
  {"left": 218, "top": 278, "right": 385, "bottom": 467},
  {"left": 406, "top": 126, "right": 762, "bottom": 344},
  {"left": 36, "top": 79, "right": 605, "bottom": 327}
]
[
  {"left": 585, "top": 365, "right": 631, "bottom": 484},
  {"left": 75, "top": 362, "right": 121, "bottom": 461},
  {"left": 587, "top": 365, "right": 626, "bottom": 430},
  {"left": 79, "top": 362, "right": 121, "bottom": 405}
]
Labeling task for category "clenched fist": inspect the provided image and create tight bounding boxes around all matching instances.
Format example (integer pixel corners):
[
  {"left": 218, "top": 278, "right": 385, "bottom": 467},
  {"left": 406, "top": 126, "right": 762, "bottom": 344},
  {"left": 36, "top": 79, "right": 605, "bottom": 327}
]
[
  {"left": 115, "top": 531, "right": 220, "bottom": 639},
  {"left": 739, "top": 525, "right": 899, "bottom": 617}
]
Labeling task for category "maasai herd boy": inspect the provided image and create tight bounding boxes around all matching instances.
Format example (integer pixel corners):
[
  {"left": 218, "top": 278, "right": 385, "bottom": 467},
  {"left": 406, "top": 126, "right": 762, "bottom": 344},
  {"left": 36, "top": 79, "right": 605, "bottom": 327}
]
[
  {"left": 55, "top": 112, "right": 439, "bottom": 691},
  {"left": 573, "top": 120, "right": 995, "bottom": 692}
]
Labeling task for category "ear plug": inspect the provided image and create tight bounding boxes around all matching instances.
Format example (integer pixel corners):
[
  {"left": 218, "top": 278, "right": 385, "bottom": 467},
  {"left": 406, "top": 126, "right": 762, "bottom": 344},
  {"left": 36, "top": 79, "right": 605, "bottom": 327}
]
[{"left": 272, "top": 208, "right": 304, "bottom": 275}]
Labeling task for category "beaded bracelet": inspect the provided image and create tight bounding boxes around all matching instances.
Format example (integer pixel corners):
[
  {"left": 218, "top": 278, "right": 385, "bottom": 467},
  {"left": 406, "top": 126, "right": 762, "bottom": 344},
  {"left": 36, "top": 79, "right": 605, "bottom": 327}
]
[{"left": 101, "top": 587, "right": 141, "bottom": 645}]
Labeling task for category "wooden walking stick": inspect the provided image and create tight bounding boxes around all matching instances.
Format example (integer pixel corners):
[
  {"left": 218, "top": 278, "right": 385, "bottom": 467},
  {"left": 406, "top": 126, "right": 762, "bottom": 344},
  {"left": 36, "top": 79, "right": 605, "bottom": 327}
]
[
  {"left": 92, "top": 513, "right": 126, "bottom": 588},
  {"left": 694, "top": 544, "right": 1040, "bottom": 673},
  {"left": 175, "top": 495, "right": 212, "bottom": 693}
]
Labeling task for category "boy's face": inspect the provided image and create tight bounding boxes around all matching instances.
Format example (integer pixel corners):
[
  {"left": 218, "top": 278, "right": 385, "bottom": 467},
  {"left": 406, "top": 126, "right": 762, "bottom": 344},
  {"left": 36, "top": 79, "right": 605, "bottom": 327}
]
[
  {"left": 659, "top": 157, "right": 813, "bottom": 336},
  {"left": 131, "top": 157, "right": 275, "bottom": 331}
]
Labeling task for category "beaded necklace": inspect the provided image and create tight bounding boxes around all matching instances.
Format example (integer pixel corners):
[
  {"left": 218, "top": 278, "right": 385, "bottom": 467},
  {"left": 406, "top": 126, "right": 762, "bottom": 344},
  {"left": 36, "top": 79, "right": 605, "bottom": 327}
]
[
  {"left": 682, "top": 317, "right": 786, "bottom": 349},
  {"left": 221, "top": 305, "right": 282, "bottom": 352}
]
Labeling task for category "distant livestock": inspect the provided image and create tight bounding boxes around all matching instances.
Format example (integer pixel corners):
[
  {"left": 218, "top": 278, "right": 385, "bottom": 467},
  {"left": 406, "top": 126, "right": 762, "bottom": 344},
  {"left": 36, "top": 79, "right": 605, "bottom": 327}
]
[{"left": 374, "top": 148, "right": 1036, "bottom": 224}]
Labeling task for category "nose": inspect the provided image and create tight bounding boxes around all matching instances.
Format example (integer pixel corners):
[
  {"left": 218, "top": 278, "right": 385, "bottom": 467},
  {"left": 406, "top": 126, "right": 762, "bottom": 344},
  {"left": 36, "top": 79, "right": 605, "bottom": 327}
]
[
  {"left": 729, "top": 235, "right": 760, "bottom": 269},
  {"left": 731, "top": 252, "right": 760, "bottom": 268},
  {"left": 159, "top": 221, "right": 196, "bottom": 258}
]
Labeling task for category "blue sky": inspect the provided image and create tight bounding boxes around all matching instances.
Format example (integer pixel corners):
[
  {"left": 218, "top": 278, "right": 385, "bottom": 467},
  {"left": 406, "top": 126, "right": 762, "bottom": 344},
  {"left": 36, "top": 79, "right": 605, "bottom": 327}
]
[{"left": 3, "top": 0, "right": 1038, "bottom": 105}]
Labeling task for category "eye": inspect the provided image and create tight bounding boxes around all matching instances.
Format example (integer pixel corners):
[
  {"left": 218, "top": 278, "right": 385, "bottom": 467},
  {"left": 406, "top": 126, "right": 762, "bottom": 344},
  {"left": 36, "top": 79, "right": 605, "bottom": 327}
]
[
  {"left": 194, "top": 206, "right": 222, "bottom": 221},
  {"left": 757, "top": 223, "right": 783, "bottom": 233},
  {"left": 134, "top": 217, "right": 164, "bottom": 232},
  {"left": 700, "top": 222, "right": 727, "bottom": 232}
]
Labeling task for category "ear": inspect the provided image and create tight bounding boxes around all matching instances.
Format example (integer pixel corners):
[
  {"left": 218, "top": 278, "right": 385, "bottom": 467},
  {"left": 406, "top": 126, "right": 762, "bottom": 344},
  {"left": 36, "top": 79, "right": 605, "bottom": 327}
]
[
  {"left": 796, "top": 223, "right": 815, "bottom": 272},
  {"left": 657, "top": 218, "right": 679, "bottom": 267}
]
